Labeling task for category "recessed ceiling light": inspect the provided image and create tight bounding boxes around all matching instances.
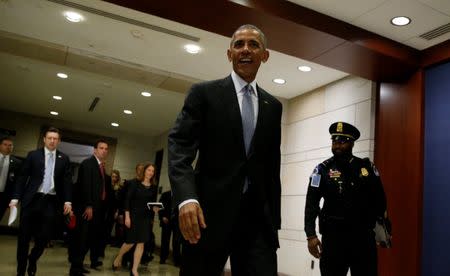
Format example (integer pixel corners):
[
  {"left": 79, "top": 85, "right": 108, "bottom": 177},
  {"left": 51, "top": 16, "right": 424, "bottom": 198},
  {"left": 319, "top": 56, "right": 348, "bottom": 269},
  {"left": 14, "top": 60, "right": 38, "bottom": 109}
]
[
  {"left": 141, "top": 91, "right": 152, "bottom": 97},
  {"left": 57, "top": 73, "right": 68, "bottom": 79},
  {"left": 53, "top": 96, "right": 62, "bottom": 100},
  {"left": 64, "top": 11, "right": 84, "bottom": 23},
  {"left": 391, "top": 16, "right": 411, "bottom": 26},
  {"left": 123, "top": 110, "right": 133, "bottom": 115},
  {"left": 184, "top": 44, "right": 201, "bottom": 54},
  {"left": 50, "top": 111, "right": 59, "bottom": 116},
  {"left": 111, "top": 122, "right": 119, "bottom": 127},
  {"left": 273, "top": 78, "right": 286, "bottom": 84},
  {"left": 298, "top": 65, "right": 312, "bottom": 72}
]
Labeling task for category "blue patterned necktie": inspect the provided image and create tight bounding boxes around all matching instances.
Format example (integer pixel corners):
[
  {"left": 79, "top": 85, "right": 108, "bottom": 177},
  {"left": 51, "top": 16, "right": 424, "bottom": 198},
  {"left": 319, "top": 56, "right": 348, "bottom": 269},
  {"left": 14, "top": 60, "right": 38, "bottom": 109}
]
[
  {"left": 242, "top": 84, "right": 255, "bottom": 155},
  {"left": 242, "top": 84, "right": 255, "bottom": 193},
  {"left": 42, "top": 152, "right": 54, "bottom": 194}
]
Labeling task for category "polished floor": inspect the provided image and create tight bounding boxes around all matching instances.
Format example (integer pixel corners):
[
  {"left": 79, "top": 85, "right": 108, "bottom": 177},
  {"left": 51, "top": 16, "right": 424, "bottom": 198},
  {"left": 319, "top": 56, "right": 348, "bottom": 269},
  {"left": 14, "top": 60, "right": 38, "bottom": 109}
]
[{"left": 0, "top": 234, "right": 180, "bottom": 276}]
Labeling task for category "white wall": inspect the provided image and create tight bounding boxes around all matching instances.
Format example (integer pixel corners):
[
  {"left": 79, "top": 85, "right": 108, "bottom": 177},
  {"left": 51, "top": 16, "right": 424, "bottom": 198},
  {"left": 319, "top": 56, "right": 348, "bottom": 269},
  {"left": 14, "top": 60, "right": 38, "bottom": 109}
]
[{"left": 277, "top": 76, "right": 376, "bottom": 276}]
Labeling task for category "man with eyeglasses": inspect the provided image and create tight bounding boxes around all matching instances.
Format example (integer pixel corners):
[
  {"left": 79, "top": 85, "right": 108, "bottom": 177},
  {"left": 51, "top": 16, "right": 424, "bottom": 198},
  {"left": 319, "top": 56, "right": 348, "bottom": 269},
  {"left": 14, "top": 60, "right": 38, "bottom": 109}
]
[{"left": 304, "top": 122, "right": 388, "bottom": 276}]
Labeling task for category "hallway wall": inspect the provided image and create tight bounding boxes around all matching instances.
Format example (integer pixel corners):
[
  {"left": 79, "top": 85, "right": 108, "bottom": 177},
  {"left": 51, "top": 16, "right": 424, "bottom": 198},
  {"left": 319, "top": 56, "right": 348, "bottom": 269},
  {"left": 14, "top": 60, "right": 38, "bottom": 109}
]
[
  {"left": 423, "top": 61, "right": 450, "bottom": 276},
  {"left": 278, "top": 76, "right": 376, "bottom": 275}
]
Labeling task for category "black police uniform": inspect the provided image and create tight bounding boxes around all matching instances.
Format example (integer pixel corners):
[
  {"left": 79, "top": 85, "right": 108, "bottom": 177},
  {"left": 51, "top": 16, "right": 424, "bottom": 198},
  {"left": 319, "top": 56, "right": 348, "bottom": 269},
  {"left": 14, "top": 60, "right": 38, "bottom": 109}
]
[{"left": 304, "top": 122, "right": 387, "bottom": 276}]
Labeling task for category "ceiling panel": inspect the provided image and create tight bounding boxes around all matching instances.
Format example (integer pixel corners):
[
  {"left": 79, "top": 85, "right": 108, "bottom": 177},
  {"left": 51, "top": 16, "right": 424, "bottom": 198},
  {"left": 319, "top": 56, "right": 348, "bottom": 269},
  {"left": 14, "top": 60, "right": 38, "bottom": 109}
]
[
  {"left": 350, "top": 0, "right": 450, "bottom": 49},
  {"left": 286, "top": 0, "right": 386, "bottom": 22},
  {"left": 418, "top": 0, "right": 450, "bottom": 16}
]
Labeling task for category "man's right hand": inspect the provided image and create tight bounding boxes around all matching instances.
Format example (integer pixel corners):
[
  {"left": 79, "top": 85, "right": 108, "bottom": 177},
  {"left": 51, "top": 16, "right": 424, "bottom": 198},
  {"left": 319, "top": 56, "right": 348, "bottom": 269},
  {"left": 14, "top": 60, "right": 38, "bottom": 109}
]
[
  {"left": 179, "top": 202, "right": 207, "bottom": 244},
  {"left": 8, "top": 200, "right": 18, "bottom": 208},
  {"left": 307, "top": 236, "right": 322, "bottom": 258},
  {"left": 82, "top": 207, "right": 93, "bottom": 221}
]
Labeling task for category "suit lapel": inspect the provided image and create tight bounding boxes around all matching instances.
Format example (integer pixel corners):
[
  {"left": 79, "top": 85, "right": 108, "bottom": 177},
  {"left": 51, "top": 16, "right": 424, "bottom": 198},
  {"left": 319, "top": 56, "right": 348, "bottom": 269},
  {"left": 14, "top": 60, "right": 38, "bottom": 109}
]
[
  {"left": 248, "top": 86, "right": 266, "bottom": 157},
  {"left": 220, "top": 76, "right": 247, "bottom": 155}
]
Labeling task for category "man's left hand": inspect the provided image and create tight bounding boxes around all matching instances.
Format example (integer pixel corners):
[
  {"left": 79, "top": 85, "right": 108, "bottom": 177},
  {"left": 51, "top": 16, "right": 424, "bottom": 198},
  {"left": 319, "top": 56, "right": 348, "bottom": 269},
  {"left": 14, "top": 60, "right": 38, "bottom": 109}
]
[{"left": 63, "top": 203, "right": 72, "bottom": 215}]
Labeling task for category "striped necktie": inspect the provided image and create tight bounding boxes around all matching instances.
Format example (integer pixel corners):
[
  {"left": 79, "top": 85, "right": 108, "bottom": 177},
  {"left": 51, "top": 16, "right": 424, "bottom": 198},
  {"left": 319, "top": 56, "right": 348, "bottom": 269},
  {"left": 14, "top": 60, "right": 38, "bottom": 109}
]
[{"left": 242, "top": 84, "right": 255, "bottom": 155}]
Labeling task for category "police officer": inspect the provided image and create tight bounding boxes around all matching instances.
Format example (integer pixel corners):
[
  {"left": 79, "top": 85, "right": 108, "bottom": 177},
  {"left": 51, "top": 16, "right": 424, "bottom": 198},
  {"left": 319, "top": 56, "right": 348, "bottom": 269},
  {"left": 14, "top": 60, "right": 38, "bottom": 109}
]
[{"left": 304, "top": 122, "right": 387, "bottom": 276}]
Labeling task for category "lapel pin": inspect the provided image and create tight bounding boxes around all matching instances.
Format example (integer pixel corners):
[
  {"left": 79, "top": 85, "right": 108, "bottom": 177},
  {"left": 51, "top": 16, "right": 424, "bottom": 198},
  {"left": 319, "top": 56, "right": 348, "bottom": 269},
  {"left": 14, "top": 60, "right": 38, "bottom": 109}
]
[{"left": 264, "top": 100, "right": 269, "bottom": 104}]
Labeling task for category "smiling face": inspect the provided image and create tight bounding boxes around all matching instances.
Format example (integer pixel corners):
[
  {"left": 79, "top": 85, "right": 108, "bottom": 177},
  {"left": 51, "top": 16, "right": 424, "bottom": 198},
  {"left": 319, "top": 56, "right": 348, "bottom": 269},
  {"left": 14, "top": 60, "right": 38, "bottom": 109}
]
[
  {"left": 227, "top": 28, "right": 269, "bottom": 83},
  {"left": 144, "top": 165, "right": 155, "bottom": 182}
]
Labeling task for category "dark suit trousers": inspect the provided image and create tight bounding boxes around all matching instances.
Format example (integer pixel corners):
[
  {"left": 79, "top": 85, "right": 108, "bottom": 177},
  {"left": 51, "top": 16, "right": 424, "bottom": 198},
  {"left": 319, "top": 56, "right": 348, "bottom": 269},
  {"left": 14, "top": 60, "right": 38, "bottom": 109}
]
[
  {"left": 320, "top": 229, "right": 377, "bottom": 276},
  {"left": 180, "top": 194, "right": 277, "bottom": 276},
  {"left": 0, "top": 192, "right": 11, "bottom": 221},
  {"left": 70, "top": 203, "right": 107, "bottom": 269},
  {"left": 160, "top": 222, "right": 182, "bottom": 263},
  {"left": 17, "top": 193, "right": 58, "bottom": 274}
]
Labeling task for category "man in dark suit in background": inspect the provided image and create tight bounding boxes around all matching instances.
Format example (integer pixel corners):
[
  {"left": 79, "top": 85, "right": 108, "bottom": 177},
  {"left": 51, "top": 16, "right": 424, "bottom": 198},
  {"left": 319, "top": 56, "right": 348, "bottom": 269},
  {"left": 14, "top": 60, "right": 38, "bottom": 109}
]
[
  {"left": 70, "top": 139, "right": 111, "bottom": 276},
  {"left": 158, "top": 189, "right": 181, "bottom": 266},
  {"left": 168, "top": 24, "right": 282, "bottom": 276},
  {"left": 9, "top": 127, "right": 72, "bottom": 276},
  {"left": 0, "top": 137, "right": 22, "bottom": 221}
]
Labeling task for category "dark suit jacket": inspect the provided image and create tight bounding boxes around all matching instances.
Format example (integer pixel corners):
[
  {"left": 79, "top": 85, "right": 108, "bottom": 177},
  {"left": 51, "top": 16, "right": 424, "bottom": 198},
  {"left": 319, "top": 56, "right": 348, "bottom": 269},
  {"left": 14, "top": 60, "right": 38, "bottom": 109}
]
[
  {"left": 74, "top": 155, "right": 112, "bottom": 212},
  {"left": 2, "top": 155, "right": 22, "bottom": 197},
  {"left": 168, "top": 75, "right": 282, "bottom": 249},
  {"left": 13, "top": 148, "right": 72, "bottom": 208}
]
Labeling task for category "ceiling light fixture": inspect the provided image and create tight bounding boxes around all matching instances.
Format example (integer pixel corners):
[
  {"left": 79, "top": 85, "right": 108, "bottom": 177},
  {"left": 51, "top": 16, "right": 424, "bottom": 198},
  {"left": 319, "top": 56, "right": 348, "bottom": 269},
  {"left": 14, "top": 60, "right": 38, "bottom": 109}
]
[
  {"left": 184, "top": 44, "right": 201, "bottom": 54},
  {"left": 50, "top": 111, "right": 59, "bottom": 116},
  {"left": 53, "top": 96, "right": 62, "bottom": 100},
  {"left": 391, "top": 16, "right": 411, "bottom": 26},
  {"left": 57, "top": 73, "right": 68, "bottom": 79},
  {"left": 273, "top": 78, "right": 286, "bottom": 85},
  {"left": 141, "top": 91, "right": 152, "bottom": 97},
  {"left": 64, "top": 11, "right": 84, "bottom": 23},
  {"left": 111, "top": 122, "right": 119, "bottom": 127},
  {"left": 123, "top": 110, "right": 133, "bottom": 115},
  {"left": 298, "top": 65, "right": 312, "bottom": 72}
]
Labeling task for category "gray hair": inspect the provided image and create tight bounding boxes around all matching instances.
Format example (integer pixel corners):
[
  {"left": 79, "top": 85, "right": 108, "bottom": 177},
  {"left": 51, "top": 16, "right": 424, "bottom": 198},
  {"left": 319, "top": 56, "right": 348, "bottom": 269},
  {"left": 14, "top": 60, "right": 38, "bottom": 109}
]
[{"left": 231, "top": 24, "right": 267, "bottom": 49}]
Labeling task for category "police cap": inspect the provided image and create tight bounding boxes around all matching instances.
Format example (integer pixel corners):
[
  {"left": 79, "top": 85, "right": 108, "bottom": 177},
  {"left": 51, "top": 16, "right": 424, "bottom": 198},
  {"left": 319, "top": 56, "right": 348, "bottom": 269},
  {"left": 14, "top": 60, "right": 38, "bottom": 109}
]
[{"left": 329, "top": 122, "right": 360, "bottom": 142}]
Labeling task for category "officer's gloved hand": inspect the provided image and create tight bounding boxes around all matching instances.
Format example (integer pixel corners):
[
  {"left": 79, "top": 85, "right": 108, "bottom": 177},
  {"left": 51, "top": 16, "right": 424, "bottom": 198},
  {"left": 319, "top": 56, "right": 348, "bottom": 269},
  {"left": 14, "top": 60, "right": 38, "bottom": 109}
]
[{"left": 307, "top": 236, "right": 322, "bottom": 258}]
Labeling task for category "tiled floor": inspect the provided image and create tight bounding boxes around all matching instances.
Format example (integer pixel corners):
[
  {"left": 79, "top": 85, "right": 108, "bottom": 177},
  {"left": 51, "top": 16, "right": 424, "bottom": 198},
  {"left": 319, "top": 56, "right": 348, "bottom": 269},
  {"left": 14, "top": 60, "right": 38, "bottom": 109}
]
[{"left": 0, "top": 235, "right": 180, "bottom": 276}]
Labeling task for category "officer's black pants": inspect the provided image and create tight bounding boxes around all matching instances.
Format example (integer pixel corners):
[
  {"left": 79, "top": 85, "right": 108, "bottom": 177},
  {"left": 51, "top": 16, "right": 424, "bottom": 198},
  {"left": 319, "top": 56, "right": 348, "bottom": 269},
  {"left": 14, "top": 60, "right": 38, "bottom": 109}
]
[{"left": 320, "top": 229, "right": 377, "bottom": 276}]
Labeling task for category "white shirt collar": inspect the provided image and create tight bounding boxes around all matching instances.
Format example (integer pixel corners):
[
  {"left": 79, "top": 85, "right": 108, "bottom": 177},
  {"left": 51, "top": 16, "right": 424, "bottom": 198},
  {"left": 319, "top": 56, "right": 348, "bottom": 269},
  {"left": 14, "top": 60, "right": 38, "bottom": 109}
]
[
  {"left": 231, "top": 71, "right": 257, "bottom": 96},
  {"left": 94, "top": 154, "right": 102, "bottom": 165},
  {"left": 44, "top": 147, "right": 56, "bottom": 156}
]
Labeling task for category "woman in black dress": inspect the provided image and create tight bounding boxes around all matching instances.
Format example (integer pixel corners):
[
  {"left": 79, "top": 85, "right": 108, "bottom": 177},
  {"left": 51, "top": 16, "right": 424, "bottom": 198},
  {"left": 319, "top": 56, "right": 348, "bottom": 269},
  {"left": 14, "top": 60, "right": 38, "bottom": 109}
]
[{"left": 112, "top": 163, "right": 157, "bottom": 276}]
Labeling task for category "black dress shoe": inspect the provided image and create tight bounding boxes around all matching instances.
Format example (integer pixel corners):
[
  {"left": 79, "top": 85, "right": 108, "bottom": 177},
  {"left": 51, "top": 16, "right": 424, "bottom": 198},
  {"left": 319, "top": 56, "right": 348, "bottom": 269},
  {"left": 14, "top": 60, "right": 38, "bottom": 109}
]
[
  {"left": 69, "top": 268, "right": 85, "bottom": 276},
  {"left": 90, "top": 261, "right": 103, "bottom": 269},
  {"left": 27, "top": 260, "right": 37, "bottom": 276},
  {"left": 69, "top": 272, "right": 85, "bottom": 276}
]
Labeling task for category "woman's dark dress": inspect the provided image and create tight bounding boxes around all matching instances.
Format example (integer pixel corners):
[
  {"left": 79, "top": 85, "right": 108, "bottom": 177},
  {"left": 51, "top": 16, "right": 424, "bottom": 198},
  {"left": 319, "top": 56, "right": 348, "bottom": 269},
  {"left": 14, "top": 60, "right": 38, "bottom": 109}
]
[{"left": 124, "top": 180, "right": 157, "bottom": 243}]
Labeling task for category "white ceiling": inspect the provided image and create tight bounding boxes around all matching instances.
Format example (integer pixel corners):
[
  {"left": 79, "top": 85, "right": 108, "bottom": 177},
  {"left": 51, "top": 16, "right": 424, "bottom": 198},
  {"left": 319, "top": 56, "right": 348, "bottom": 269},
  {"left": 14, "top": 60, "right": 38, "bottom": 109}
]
[
  {"left": 0, "top": 0, "right": 448, "bottom": 137},
  {"left": 288, "top": 0, "right": 450, "bottom": 50}
]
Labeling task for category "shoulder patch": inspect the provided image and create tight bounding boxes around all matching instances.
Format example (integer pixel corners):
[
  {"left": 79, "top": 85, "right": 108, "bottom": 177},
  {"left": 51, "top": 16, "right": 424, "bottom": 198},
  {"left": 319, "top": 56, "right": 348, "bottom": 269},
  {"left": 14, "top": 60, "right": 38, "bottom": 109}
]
[{"left": 310, "top": 173, "right": 321, "bottom": 188}]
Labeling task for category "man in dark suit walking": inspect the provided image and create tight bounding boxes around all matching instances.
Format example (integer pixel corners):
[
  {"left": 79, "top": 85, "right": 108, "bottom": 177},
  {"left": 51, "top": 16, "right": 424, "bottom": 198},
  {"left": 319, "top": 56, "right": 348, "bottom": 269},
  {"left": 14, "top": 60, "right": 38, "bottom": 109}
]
[
  {"left": 9, "top": 127, "right": 72, "bottom": 276},
  {"left": 168, "top": 24, "right": 282, "bottom": 276},
  {"left": 0, "top": 137, "right": 22, "bottom": 220},
  {"left": 158, "top": 189, "right": 181, "bottom": 265},
  {"left": 70, "top": 139, "right": 111, "bottom": 276}
]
